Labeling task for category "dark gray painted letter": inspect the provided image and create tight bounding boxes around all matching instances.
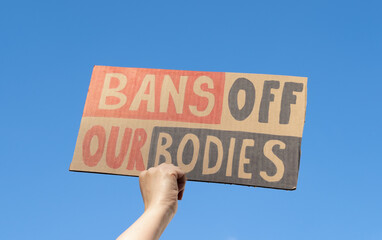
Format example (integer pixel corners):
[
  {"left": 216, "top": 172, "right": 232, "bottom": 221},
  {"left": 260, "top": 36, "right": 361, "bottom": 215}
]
[
  {"left": 259, "top": 81, "right": 280, "bottom": 123},
  {"left": 228, "top": 78, "right": 255, "bottom": 121},
  {"left": 280, "top": 82, "right": 303, "bottom": 124}
]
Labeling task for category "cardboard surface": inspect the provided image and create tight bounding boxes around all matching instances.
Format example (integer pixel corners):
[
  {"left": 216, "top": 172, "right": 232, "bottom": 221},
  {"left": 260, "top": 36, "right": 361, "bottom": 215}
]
[{"left": 70, "top": 66, "right": 307, "bottom": 190}]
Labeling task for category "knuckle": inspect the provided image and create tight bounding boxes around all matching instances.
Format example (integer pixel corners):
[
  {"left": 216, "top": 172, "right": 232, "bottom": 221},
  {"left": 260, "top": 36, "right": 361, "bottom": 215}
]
[
  {"left": 146, "top": 167, "right": 158, "bottom": 177},
  {"left": 139, "top": 170, "right": 148, "bottom": 178}
]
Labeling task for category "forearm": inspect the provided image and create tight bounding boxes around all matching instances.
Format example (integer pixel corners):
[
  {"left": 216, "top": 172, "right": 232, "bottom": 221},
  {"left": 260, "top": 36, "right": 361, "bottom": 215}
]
[{"left": 117, "top": 207, "right": 174, "bottom": 240}]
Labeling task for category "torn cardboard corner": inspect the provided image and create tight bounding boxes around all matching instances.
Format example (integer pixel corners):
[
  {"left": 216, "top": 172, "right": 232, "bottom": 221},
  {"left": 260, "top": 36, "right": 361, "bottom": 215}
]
[{"left": 70, "top": 66, "right": 307, "bottom": 190}]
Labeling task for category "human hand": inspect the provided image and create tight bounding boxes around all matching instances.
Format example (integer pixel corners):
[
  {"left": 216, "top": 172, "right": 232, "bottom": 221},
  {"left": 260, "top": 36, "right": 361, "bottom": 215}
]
[
  {"left": 117, "top": 164, "right": 186, "bottom": 240},
  {"left": 139, "top": 163, "right": 186, "bottom": 216}
]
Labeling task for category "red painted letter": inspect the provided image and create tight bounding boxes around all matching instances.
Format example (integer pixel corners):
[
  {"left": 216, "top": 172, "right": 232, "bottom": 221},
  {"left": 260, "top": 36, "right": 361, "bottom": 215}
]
[
  {"left": 127, "top": 128, "right": 147, "bottom": 171},
  {"left": 82, "top": 125, "right": 106, "bottom": 167},
  {"left": 106, "top": 126, "right": 133, "bottom": 169}
]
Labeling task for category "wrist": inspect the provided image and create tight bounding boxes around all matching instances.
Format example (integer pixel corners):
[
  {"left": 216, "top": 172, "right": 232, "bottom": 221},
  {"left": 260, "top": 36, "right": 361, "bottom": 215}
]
[
  {"left": 146, "top": 199, "right": 178, "bottom": 216},
  {"left": 143, "top": 206, "right": 175, "bottom": 235},
  {"left": 146, "top": 203, "right": 175, "bottom": 218}
]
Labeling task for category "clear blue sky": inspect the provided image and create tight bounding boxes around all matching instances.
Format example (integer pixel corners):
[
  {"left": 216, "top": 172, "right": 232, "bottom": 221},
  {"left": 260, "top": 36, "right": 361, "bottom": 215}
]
[{"left": 1, "top": 0, "right": 381, "bottom": 239}]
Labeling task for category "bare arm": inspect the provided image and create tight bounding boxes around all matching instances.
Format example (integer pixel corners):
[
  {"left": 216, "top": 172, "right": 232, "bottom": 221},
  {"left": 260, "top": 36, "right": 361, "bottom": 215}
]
[{"left": 117, "top": 163, "right": 186, "bottom": 240}]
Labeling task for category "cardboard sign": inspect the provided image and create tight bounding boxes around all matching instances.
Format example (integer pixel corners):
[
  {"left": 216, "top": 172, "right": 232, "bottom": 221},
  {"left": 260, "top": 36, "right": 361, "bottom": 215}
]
[{"left": 70, "top": 66, "right": 307, "bottom": 190}]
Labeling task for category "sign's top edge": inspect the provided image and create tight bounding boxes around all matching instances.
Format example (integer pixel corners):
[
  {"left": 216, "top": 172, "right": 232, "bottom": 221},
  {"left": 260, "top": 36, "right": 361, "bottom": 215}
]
[{"left": 92, "top": 65, "right": 308, "bottom": 80}]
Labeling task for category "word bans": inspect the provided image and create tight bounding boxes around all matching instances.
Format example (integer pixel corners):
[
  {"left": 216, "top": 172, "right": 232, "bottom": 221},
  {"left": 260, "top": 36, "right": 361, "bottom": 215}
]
[
  {"left": 81, "top": 125, "right": 147, "bottom": 171},
  {"left": 83, "top": 67, "right": 225, "bottom": 124},
  {"left": 148, "top": 127, "right": 301, "bottom": 189}
]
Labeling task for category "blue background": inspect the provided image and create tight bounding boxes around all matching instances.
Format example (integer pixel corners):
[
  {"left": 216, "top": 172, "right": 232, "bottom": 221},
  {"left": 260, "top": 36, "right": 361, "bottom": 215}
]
[{"left": 1, "top": 0, "right": 381, "bottom": 239}]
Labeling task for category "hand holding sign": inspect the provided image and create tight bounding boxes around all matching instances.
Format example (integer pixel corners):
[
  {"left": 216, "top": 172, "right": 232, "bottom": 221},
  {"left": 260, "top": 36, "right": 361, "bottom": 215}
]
[
  {"left": 139, "top": 163, "right": 186, "bottom": 214},
  {"left": 117, "top": 163, "right": 186, "bottom": 240}
]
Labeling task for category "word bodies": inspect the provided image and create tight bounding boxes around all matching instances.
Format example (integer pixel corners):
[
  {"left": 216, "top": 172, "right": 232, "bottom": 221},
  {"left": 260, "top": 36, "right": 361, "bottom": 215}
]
[{"left": 148, "top": 127, "right": 301, "bottom": 189}]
